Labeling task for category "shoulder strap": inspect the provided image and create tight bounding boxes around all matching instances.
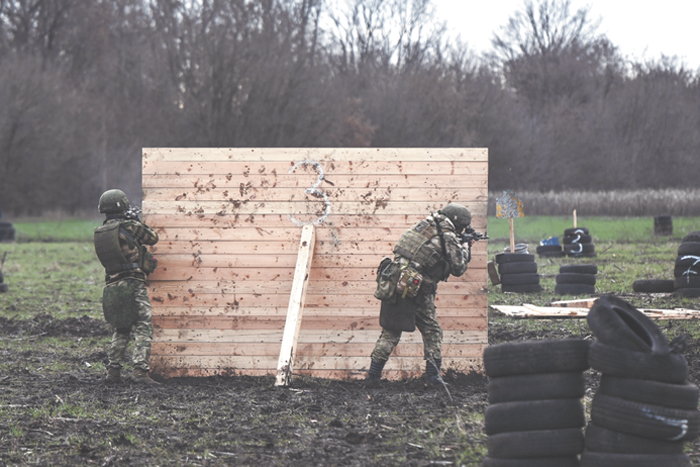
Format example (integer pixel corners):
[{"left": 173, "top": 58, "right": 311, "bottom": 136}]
[{"left": 433, "top": 218, "right": 451, "bottom": 280}]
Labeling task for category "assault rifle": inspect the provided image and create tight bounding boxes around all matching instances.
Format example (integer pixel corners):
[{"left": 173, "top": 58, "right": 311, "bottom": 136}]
[
  {"left": 124, "top": 206, "right": 142, "bottom": 221},
  {"left": 458, "top": 227, "right": 489, "bottom": 245}
]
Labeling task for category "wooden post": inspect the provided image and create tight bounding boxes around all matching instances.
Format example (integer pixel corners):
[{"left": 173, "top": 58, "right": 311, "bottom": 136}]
[
  {"left": 509, "top": 217, "right": 515, "bottom": 254},
  {"left": 573, "top": 209, "right": 577, "bottom": 228},
  {"left": 275, "top": 224, "right": 316, "bottom": 386}
]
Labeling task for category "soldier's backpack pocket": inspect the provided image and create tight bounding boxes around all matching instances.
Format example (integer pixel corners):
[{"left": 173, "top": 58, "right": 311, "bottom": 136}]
[
  {"left": 374, "top": 257, "right": 402, "bottom": 304},
  {"left": 102, "top": 283, "right": 139, "bottom": 328}
]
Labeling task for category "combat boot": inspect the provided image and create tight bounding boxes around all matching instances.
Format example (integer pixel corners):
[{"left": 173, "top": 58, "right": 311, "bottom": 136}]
[
  {"left": 106, "top": 368, "right": 121, "bottom": 384},
  {"left": 425, "top": 359, "right": 444, "bottom": 386},
  {"left": 132, "top": 368, "right": 161, "bottom": 385},
  {"left": 365, "top": 359, "right": 385, "bottom": 386}
]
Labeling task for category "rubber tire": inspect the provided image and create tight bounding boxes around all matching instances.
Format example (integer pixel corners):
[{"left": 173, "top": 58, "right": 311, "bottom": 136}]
[
  {"left": 678, "top": 242, "right": 700, "bottom": 256},
  {"left": 599, "top": 375, "right": 699, "bottom": 409},
  {"left": 682, "top": 231, "right": 700, "bottom": 243},
  {"left": 564, "top": 243, "right": 595, "bottom": 255},
  {"left": 564, "top": 227, "right": 589, "bottom": 235},
  {"left": 580, "top": 451, "right": 691, "bottom": 467},
  {"left": 485, "top": 398, "right": 585, "bottom": 435},
  {"left": 0, "top": 226, "right": 15, "bottom": 241},
  {"left": 500, "top": 273, "right": 540, "bottom": 286},
  {"left": 486, "top": 428, "right": 584, "bottom": 459},
  {"left": 0, "top": 283, "right": 7, "bottom": 293},
  {"left": 484, "top": 339, "right": 590, "bottom": 377},
  {"left": 675, "top": 255, "right": 700, "bottom": 268},
  {"left": 498, "top": 261, "right": 538, "bottom": 274},
  {"left": 586, "top": 294, "right": 671, "bottom": 353},
  {"left": 676, "top": 287, "right": 700, "bottom": 298},
  {"left": 555, "top": 283, "right": 595, "bottom": 295},
  {"left": 539, "top": 250, "right": 566, "bottom": 258},
  {"left": 560, "top": 264, "right": 598, "bottom": 274},
  {"left": 501, "top": 283, "right": 542, "bottom": 293},
  {"left": 537, "top": 244, "right": 563, "bottom": 253},
  {"left": 488, "top": 372, "right": 585, "bottom": 404},
  {"left": 588, "top": 341, "right": 688, "bottom": 384},
  {"left": 675, "top": 276, "right": 700, "bottom": 289},
  {"left": 633, "top": 279, "right": 676, "bottom": 293},
  {"left": 495, "top": 253, "right": 536, "bottom": 264},
  {"left": 482, "top": 457, "right": 580, "bottom": 467},
  {"left": 563, "top": 234, "right": 592, "bottom": 244},
  {"left": 556, "top": 273, "right": 596, "bottom": 285},
  {"left": 674, "top": 266, "right": 699, "bottom": 278},
  {"left": 590, "top": 393, "right": 700, "bottom": 442},
  {"left": 585, "top": 423, "right": 685, "bottom": 455}
]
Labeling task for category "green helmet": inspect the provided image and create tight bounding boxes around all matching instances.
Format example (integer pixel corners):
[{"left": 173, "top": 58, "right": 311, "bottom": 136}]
[
  {"left": 439, "top": 203, "right": 471, "bottom": 232},
  {"left": 98, "top": 189, "right": 130, "bottom": 214}
]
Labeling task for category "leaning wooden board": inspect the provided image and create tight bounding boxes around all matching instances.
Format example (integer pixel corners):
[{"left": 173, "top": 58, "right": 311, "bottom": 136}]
[
  {"left": 143, "top": 148, "right": 489, "bottom": 379},
  {"left": 491, "top": 304, "right": 700, "bottom": 320}
]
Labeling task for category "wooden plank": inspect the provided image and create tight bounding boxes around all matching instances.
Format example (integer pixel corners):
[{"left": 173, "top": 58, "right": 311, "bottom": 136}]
[
  {"left": 153, "top": 329, "right": 488, "bottom": 344},
  {"left": 152, "top": 342, "right": 487, "bottom": 357},
  {"left": 144, "top": 187, "right": 488, "bottom": 202},
  {"left": 551, "top": 299, "right": 597, "bottom": 308},
  {"left": 276, "top": 224, "right": 315, "bottom": 386},
  {"left": 152, "top": 315, "right": 488, "bottom": 331},
  {"left": 150, "top": 306, "right": 488, "bottom": 318},
  {"left": 143, "top": 147, "right": 488, "bottom": 162},
  {"left": 149, "top": 291, "right": 488, "bottom": 308},
  {"left": 142, "top": 213, "right": 488, "bottom": 229},
  {"left": 148, "top": 279, "right": 486, "bottom": 296},
  {"left": 143, "top": 174, "right": 489, "bottom": 189},
  {"left": 492, "top": 304, "right": 700, "bottom": 320},
  {"left": 148, "top": 253, "right": 488, "bottom": 269}
]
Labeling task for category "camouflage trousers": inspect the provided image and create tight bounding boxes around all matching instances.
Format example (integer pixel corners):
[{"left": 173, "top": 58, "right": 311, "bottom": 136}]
[
  {"left": 370, "top": 292, "right": 443, "bottom": 363},
  {"left": 107, "top": 279, "right": 153, "bottom": 371}
]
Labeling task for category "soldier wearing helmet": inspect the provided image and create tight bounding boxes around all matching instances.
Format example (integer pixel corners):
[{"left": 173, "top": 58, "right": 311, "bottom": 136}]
[
  {"left": 367, "top": 203, "right": 473, "bottom": 385},
  {"left": 94, "top": 189, "right": 160, "bottom": 385}
]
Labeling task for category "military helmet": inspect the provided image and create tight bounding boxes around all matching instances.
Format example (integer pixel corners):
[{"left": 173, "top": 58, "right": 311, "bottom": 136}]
[
  {"left": 98, "top": 189, "right": 130, "bottom": 214},
  {"left": 439, "top": 203, "right": 472, "bottom": 232}
]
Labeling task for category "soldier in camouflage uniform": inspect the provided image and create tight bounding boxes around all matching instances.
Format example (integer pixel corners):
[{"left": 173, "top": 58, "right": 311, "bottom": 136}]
[
  {"left": 367, "top": 204, "right": 473, "bottom": 385},
  {"left": 94, "top": 189, "right": 160, "bottom": 385}
]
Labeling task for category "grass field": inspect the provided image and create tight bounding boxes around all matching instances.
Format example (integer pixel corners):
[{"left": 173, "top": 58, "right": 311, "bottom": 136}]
[{"left": 1, "top": 217, "right": 700, "bottom": 466}]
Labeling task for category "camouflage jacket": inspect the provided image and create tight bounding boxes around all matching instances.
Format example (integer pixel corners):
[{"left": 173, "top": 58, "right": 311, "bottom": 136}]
[
  {"left": 394, "top": 213, "right": 469, "bottom": 286},
  {"left": 102, "top": 218, "right": 159, "bottom": 285}
]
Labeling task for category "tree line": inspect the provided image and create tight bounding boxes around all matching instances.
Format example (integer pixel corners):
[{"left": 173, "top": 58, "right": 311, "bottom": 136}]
[{"left": 0, "top": 0, "right": 698, "bottom": 216}]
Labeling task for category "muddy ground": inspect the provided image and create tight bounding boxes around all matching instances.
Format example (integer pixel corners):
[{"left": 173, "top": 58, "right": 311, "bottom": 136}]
[{"left": 2, "top": 308, "right": 700, "bottom": 466}]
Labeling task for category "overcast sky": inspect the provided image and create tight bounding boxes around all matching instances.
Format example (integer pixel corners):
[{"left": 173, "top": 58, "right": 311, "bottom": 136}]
[{"left": 432, "top": 0, "right": 700, "bottom": 70}]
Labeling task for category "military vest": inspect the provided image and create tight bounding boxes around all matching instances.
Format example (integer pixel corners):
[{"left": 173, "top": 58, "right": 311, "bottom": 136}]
[
  {"left": 393, "top": 218, "right": 449, "bottom": 279},
  {"left": 94, "top": 221, "right": 140, "bottom": 275}
]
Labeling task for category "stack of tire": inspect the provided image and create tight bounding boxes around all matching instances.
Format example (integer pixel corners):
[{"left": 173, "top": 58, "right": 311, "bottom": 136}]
[
  {"left": 563, "top": 227, "right": 596, "bottom": 258},
  {"left": 0, "top": 221, "right": 15, "bottom": 242},
  {"left": 674, "top": 230, "right": 700, "bottom": 298},
  {"left": 495, "top": 251, "right": 541, "bottom": 294},
  {"left": 482, "top": 339, "right": 590, "bottom": 466},
  {"left": 555, "top": 264, "right": 597, "bottom": 296},
  {"left": 0, "top": 269, "right": 6, "bottom": 293},
  {"left": 582, "top": 294, "right": 699, "bottom": 466}
]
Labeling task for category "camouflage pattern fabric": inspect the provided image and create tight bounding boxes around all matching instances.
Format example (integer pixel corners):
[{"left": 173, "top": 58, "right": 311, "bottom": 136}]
[
  {"left": 107, "top": 278, "right": 154, "bottom": 371},
  {"left": 370, "top": 213, "right": 470, "bottom": 364},
  {"left": 102, "top": 218, "right": 159, "bottom": 284},
  {"left": 371, "top": 292, "right": 442, "bottom": 362}
]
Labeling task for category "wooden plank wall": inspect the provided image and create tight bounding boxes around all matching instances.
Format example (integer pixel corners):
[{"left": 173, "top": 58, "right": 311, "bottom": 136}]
[{"left": 142, "top": 148, "right": 488, "bottom": 380}]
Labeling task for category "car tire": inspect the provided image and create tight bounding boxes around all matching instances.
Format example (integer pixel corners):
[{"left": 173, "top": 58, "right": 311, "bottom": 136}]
[
  {"left": 590, "top": 393, "right": 700, "bottom": 442},
  {"left": 564, "top": 227, "right": 589, "bottom": 235},
  {"left": 564, "top": 243, "right": 596, "bottom": 256},
  {"left": 486, "top": 428, "right": 584, "bottom": 459},
  {"left": 488, "top": 372, "right": 586, "bottom": 404},
  {"left": 485, "top": 399, "right": 586, "bottom": 435},
  {"left": 482, "top": 456, "right": 581, "bottom": 467},
  {"left": 556, "top": 273, "right": 596, "bottom": 285},
  {"left": 501, "top": 283, "right": 543, "bottom": 293},
  {"left": 588, "top": 341, "right": 688, "bottom": 384},
  {"left": 674, "top": 276, "right": 700, "bottom": 289},
  {"left": 677, "top": 242, "right": 700, "bottom": 256},
  {"left": 563, "top": 234, "right": 592, "bottom": 244},
  {"left": 580, "top": 451, "right": 691, "bottom": 467},
  {"left": 585, "top": 423, "right": 685, "bottom": 454},
  {"left": 586, "top": 294, "right": 671, "bottom": 353},
  {"left": 500, "top": 273, "right": 540, "bottom": 286},
  {"left": 495, "top": 253, "right": 536, "bottom": 264},
  {"left": 554, "top": 284, "right": 595, "bottom": 295},
  {"left": 599, "top": 375, "right": 699, "bottom": 409},
  {"left": 559, "top": 264, "right": 598, "bottom": 274},
  {"left": 484, "top": 339, "right": 590, "bottom": 377},
  {"left": 498, "top": 262, "right": 538, "bottom": 275},
  {"left": 633, "top": 279, "right": 676, "bottom": 293},
  {"left": 675, "top": 287, "right": 700, "bottom": 298}
]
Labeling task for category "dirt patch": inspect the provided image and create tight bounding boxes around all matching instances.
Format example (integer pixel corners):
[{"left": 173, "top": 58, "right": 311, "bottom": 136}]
[{"left": 2, "top": 312, "right": 700, "bottom": 466}]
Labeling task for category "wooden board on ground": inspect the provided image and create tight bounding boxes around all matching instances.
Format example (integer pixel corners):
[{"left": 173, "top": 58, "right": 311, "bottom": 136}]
[
  {"left": 491, "top": 304, "right": 700, "bottom": 320},
  {"left": 143, "top": 148, "right": 489, "bottom": 380}
]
